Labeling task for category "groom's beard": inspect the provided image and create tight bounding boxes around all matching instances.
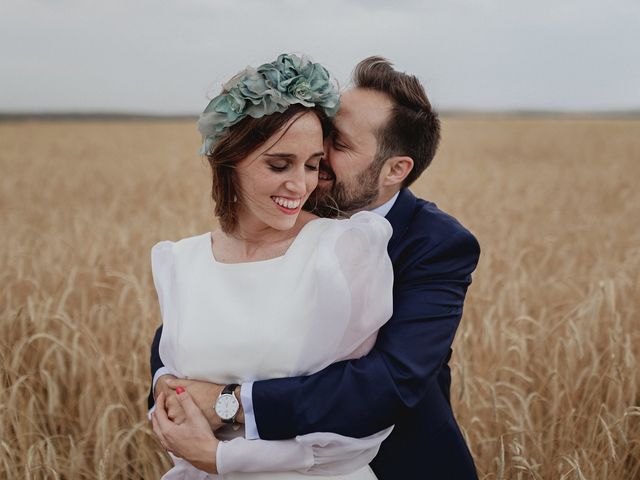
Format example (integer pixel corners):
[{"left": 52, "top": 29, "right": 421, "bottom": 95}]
[{"left": 307, "top": 160, "right": 383, "bottom": 218}]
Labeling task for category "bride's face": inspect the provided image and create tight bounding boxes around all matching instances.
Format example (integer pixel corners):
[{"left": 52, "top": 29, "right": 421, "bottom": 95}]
[{"left": 234, "top": 112, "right": 324, "bottom": 231}]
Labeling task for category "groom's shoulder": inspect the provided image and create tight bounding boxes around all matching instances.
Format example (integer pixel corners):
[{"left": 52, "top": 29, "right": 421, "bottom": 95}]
[
  {"left": 407, "top": 193, "right": 473, "bottom": 236},
  {"left": 408, "top": 195, "right": 480, "bottom": 255}
]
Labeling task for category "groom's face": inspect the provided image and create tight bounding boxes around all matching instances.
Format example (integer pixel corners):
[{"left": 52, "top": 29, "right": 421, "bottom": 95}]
[{"left": 316, "top": 88, "right": 393, "bottom": 213}]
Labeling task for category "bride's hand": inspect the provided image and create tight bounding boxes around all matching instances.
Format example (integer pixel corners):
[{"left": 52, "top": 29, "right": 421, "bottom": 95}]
[
  {"left": 164, "top": 391, "right": 187, "bottom": 425},
  {"left": 155, "top": 374, "right": 187, "bottom": 424},
  {"left": 165, "top": 378, "right": 237, "bottom": 431},
  {"left": 152, "top": 390, "right": 219, "bottom": 474}
]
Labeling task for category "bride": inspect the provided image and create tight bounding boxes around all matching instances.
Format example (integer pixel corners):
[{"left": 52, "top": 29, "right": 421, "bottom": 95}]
[{"left": 150, "top": 53, "right": 394, "bottom": 479}]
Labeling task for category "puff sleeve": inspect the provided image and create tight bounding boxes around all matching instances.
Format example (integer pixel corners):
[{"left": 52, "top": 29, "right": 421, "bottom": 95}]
[{"left": 149, "top": 241, "right": 181, "bottom": 381}]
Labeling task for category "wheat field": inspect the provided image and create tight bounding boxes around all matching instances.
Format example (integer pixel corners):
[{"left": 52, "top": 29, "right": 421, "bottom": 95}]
[{"left": 1, "top": 117, "right": 639, "bottom": 479}]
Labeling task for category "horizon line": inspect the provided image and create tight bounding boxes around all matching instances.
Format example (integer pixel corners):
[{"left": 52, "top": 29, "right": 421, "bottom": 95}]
[{"left": 1, "top": 109, "right": 640, "bottom": 122}]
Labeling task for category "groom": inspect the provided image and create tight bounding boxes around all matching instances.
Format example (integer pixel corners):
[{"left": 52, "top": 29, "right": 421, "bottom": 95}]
[{"left": 150, "top": 56, "right": 480, "bottom": 478}]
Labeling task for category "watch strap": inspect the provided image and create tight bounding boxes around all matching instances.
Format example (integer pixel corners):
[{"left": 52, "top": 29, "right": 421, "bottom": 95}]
[
  {"left": 222, "top": 383, "right": 240, "bottom": 396},
  {"left": 220, "top": 383, "right": 240, "bottom": 424}
]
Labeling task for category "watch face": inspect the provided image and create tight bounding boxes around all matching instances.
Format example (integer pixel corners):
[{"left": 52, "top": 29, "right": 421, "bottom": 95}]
[{"left": 215, "top": 394, "right": 239, "bottom": 420}]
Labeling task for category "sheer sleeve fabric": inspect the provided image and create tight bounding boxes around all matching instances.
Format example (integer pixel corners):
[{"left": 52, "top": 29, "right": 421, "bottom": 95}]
[
  {"left": 217, "top": 427, "right": 393, "bottom": 475},
  {"left": 217, "top": 212, "right": 395, "bottom": 475},
  {"left": 287, "top": 212, "right": 394, "bottom": 375},
  {"left": 331, "top": 211, "right": 394, "bottom": 362},
  {"left": 150, "top": 241, "right": 180, "bottom": 380}
]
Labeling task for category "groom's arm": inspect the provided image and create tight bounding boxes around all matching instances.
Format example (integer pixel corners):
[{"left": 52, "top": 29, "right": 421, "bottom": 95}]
[
  {"left": 250, "top": 230, "right": 480, "bottom": 440},
  {"left": 148, "top": 325, "right": 171, "bottom": 410}
]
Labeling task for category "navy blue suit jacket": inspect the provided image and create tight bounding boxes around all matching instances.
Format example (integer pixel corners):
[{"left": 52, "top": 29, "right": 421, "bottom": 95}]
[{"left": 149, "top": 188, "right": 480, "bottom": 479}]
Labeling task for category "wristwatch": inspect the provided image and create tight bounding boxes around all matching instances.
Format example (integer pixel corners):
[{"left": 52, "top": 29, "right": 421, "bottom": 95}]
[{"left": 214, "top": 383, "right": 240, "bottom": 424}]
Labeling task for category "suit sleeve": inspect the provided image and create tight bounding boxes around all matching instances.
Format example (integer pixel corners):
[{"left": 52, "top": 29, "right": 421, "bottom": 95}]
[
  {"left": 147, "top": 324, "right": 164, "bottom": 410},
  {"left": 251, "top": 230, "right": 480, "bottom": 439}
]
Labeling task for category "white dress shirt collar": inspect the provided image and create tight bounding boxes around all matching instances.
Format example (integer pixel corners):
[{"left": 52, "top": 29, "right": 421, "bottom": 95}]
[{"left": 369, "top": 192, "right": 400, "bottom": 218}]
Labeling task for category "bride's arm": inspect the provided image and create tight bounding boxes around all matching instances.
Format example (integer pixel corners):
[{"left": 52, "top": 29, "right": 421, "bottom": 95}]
[
  {"left": 154, "top": 385, "right": 392, "bottom": 476},
  {"left": 217, "top": 427, "right": 393, "bottom": 475}
]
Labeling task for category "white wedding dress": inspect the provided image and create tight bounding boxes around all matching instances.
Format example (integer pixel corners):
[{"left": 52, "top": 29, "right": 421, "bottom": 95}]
[{"left": 151, "top": 211, "right": 394, "bottom": 480}]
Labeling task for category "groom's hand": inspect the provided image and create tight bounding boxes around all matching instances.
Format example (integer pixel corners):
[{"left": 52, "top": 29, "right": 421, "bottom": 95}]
[{"left": 166, "top": 379, "right": 245, "bottom": 431}]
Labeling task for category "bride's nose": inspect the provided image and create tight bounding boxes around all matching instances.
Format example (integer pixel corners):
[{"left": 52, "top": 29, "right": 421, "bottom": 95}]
[{"left": 284, "top": 168, "right": 307, "bottom": 195}]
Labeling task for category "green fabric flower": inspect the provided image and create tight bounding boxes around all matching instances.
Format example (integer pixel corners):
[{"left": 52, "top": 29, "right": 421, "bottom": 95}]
[{"left": 198, "top": 53, "right": 340, "bottom": 154}]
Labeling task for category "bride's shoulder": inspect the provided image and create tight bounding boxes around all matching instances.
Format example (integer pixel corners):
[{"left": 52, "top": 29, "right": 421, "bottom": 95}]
[
  {"left": 151, "top": 232, "right": 210, "bottom": 257},
  {"left": 312, "top": 212, "right": 393, "bottom": 277},
  {"left": 346, "top": 211, "right": 392, "bottom": 232},
  {"left": 323, "top": 211, "right": 392, "bottom": 238},
  {"left": 303, "top": 212, "right": 392, "bottom": 253}
]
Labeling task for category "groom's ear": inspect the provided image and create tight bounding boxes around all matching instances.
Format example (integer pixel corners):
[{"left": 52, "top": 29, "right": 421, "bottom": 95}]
[{"left": 381, "top": 156, "right": 414, "bottom": 187}]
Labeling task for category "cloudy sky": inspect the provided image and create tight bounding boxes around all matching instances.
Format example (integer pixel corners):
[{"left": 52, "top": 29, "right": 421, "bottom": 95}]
[{"left": 2, "top": 0, "right": 639, "bottom": 114}]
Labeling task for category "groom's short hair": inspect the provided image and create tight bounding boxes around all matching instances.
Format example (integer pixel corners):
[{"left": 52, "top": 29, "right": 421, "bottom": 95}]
[{"left": 353, "top": 57, "right": 440, "bottom": 187}]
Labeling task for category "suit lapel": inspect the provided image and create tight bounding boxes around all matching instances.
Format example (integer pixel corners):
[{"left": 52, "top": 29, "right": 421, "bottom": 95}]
[{"left": 385, "top": 188, "right": 417, "bottom": 255}]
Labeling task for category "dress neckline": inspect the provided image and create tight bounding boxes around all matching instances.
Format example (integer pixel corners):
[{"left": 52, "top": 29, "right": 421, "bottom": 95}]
[{"left": 207, "top": 217, "right": 326, "bottom": 266}]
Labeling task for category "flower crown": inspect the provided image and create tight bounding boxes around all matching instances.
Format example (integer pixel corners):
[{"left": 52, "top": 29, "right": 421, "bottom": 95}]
[{"left": 197, "top": 53, "right": 340, "bottom": 155}]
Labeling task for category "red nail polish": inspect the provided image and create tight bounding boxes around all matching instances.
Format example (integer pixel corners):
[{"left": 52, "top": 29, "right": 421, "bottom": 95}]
[{"left": 175, "top": 387, "right": 185, "bottom": 395}]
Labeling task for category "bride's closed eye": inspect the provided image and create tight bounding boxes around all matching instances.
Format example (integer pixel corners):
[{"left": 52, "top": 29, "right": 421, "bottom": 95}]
[
  {"left": 267, "top": 160, "right": 321, "bottom": 172},
  {"left": 305, "top": 161, "right": 321, "bottom": 172},
  {"left": 268, "top": 161, "right": 289, "bottom": 172}
]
